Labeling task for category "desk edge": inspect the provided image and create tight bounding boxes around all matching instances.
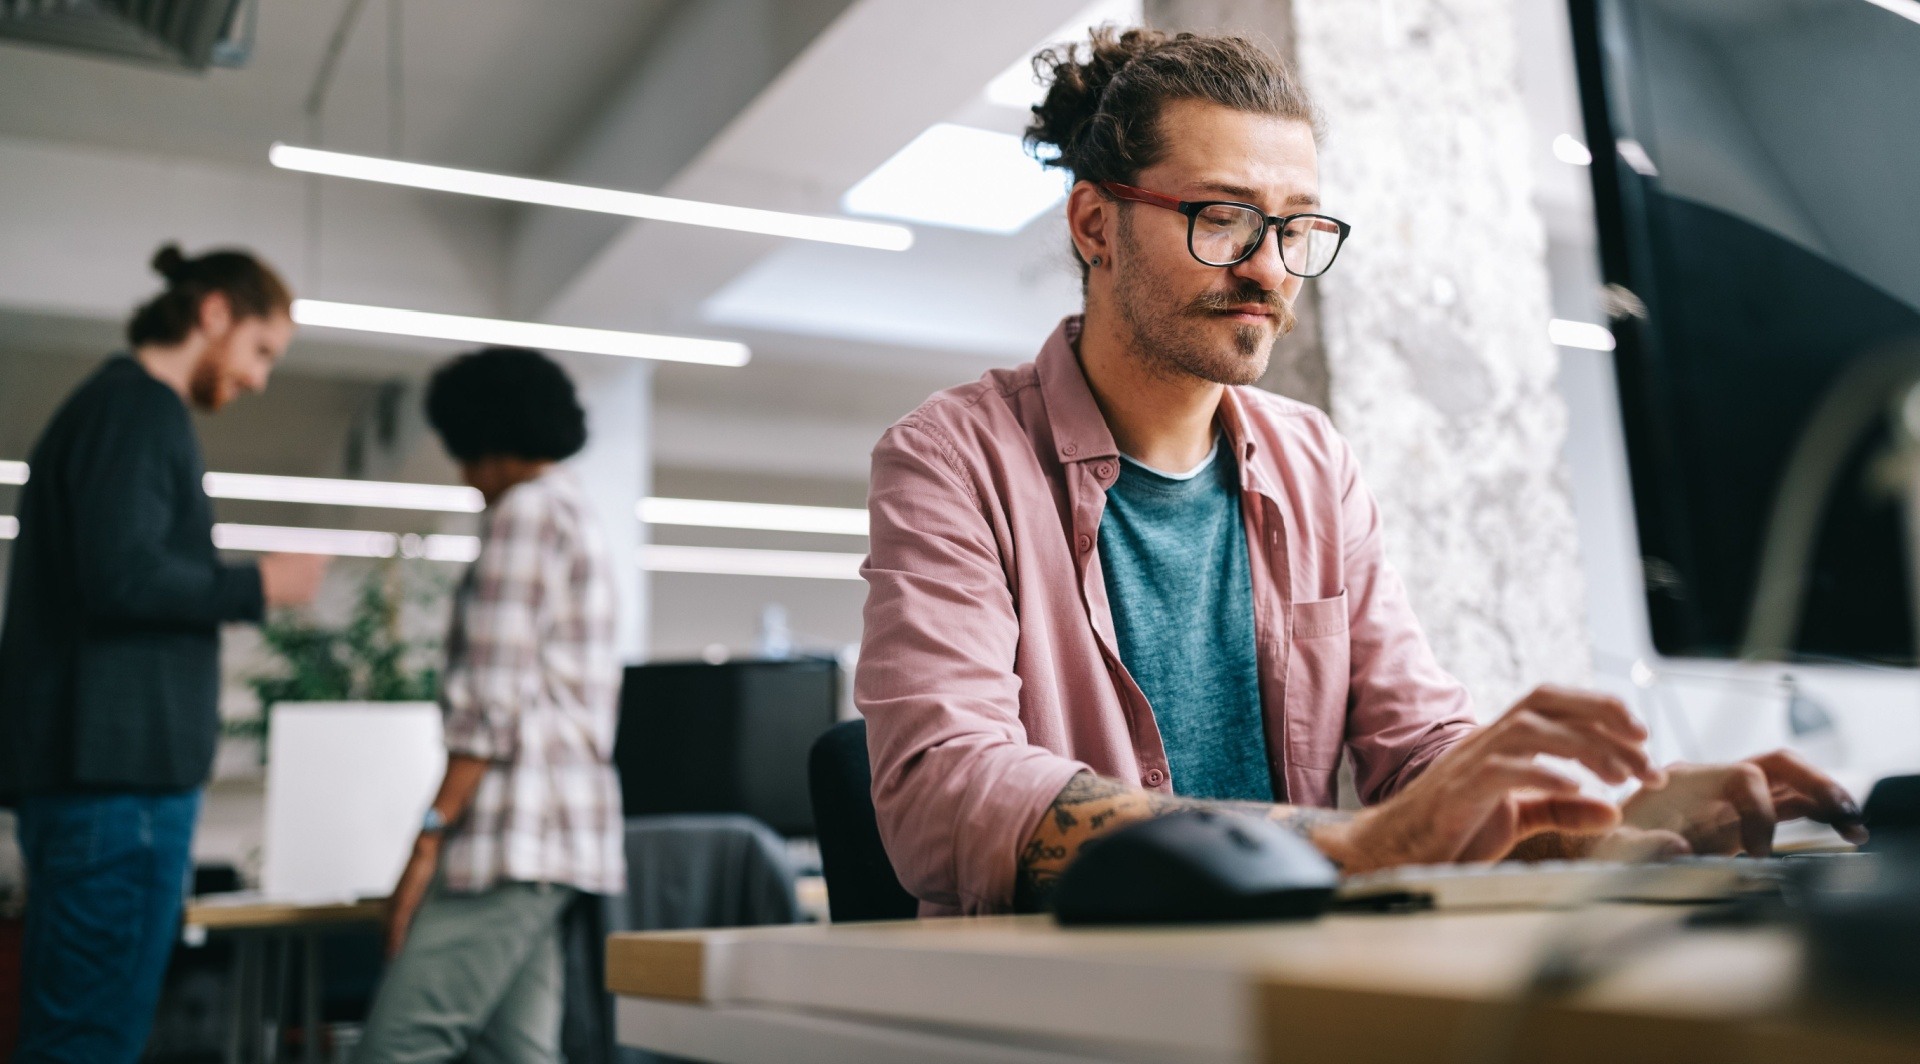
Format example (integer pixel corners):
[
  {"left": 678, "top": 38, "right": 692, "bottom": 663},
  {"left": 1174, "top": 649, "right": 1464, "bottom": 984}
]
[{"left": 606, "top": 933, "right": 706, "bottom": 1002}]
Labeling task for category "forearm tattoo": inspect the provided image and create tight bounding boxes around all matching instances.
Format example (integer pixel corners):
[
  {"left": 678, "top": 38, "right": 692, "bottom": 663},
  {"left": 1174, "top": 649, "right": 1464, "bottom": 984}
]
[{"left": 1012, "top": 772, "right": 1353, "bottom": 910}]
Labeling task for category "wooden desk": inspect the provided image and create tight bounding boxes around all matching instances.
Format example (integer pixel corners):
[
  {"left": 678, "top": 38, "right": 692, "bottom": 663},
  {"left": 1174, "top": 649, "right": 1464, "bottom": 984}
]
[
  {"left": 605, "top": 907, "right": 1920, "bottom": 1064},
  {"left": 184, "top": 895, "right": 386, "bottom": 933},
  {"left": 182, "top": 896, "right": 385, "bottom": 1064}
]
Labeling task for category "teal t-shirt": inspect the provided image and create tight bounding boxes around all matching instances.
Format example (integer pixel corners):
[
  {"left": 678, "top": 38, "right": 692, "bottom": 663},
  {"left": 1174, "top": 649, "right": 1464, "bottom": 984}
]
[{"left": 1098, "top": 437, "right": 1273, "bottom": 801}]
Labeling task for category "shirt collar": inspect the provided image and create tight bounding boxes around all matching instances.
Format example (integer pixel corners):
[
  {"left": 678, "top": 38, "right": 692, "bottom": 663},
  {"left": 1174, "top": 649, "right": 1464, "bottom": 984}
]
[
  {"left": 1037, "top": 315, "right": 1261, "bottom": 470},
  {"left": 1037, "top": 316, "right": 1120, "bottom": 465},
  {"left": 1214, "top": 384, "right": 1259, "bottom": 467}
]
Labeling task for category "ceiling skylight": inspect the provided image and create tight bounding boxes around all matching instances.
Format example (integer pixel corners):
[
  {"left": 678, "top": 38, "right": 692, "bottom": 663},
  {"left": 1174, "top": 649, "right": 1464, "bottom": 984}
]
[
  {"left": 842, "top": 123, "right": 1069, "bottom": 235},
  {"left": 982, "top": 0, "right": 1144, "bottom": 111}
]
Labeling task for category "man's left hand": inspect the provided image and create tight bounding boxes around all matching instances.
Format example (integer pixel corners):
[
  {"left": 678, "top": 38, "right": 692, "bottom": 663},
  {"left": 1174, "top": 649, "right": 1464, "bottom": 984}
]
[
  {"left": 1618, "top": 749, "right": 1867, "bottom": 856},
  {"left": 384, "top": 835, "right": 441, "bottom": 959}
]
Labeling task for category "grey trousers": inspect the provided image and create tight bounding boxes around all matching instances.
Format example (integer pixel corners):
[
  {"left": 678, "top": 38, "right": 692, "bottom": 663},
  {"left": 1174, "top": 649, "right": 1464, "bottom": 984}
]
[{"left": 352, "top": 882, "right": 577, "bottom": 1064}]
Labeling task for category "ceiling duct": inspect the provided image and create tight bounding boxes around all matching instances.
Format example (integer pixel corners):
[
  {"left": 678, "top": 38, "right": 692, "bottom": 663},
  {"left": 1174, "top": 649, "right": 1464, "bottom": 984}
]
[{"left": 0, "top": 0, "right": 255, "bottom": 70}]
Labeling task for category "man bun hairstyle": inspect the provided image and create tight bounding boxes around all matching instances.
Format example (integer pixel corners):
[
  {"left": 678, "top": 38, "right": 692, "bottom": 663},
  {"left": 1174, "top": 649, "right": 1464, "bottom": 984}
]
[
  {"left": 1025, "top": 26, "right": 1319, "bottom": 273},
  {"left": 425, "top": 347, "right": 588, "bottom": 464},
  {"left": 127, "top": 243, "right": 293, "bottom": 348}
]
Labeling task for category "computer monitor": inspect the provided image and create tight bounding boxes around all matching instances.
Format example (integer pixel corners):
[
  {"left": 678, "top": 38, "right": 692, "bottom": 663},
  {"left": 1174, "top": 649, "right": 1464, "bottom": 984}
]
[
  {"left": 1569, "top": 0, "right": 1920, "bottom": 664},
  {"left": 613, "top": 657, "right": 840, "bottom": 837}
]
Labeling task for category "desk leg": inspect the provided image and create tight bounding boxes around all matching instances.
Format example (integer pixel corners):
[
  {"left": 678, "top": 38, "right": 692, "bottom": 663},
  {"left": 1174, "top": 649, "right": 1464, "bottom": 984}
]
[
  {"left": 225, "top": 936, "right": 248, "bottom": 1064},
  {"left": 269, "top": 934, "right": 290, "bottom": 1064},
  {"left": 229, "top": 935, "right": 266, "bottom": 1064},
  {"left": 303, "top": 931, "right": 322, "bottom": 1064},
  {"left": 249, "top": 936, "right": 268, "bottom": 1064}
]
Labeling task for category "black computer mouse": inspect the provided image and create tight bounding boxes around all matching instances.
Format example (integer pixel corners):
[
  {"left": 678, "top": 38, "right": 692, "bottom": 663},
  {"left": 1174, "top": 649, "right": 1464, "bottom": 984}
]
[
  {"left": 1051, "top": 808, "right": 1339, "bottom": 925},
  {"left": 1863, "top": 774, "right": 1920, "bottom": 849}
]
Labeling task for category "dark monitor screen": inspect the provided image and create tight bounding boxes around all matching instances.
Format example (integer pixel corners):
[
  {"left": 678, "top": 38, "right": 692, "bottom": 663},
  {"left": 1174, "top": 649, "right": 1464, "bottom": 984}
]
[
  {"left": 614, "top": 658, "right": 839, "bottom": 837},
  {"left": 1570, "top": 0, "right": 1920, "bottom": 664}
]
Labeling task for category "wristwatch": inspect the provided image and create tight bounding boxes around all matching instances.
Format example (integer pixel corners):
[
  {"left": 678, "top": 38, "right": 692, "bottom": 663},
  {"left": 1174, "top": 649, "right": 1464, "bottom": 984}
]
[{"left": 420, "top": 806, "right": 448, "bottom": 835}]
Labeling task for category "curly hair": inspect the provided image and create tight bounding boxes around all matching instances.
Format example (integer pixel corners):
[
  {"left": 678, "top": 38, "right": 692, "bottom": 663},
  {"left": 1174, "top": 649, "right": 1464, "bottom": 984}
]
[
  {"left": 424, "top": 347, "right": 588, "bottom": 463},
  {"left": 1024, "top": 26, "right": 1318, "bottom": 275},
  {"left": 127, "top": 243, "right": 292, "bottom": 347}
]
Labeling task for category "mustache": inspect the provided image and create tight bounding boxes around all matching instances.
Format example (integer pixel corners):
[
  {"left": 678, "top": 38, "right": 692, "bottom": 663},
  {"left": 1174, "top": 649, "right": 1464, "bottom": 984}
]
[{"left": 1188, "top": 284, "right": 1297, "bottom": 332}]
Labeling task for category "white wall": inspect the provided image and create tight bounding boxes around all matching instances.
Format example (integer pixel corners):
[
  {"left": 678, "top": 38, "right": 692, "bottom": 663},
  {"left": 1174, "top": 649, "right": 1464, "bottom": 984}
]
[
  {"left": 562, "top": 355, "right": 653, "bottom": 660},
  {"left": 0, "top": 133, "right": 504, "bottom": 320},
  {"left": 649, "top": 571, "right": 867, "bottom": 662}
]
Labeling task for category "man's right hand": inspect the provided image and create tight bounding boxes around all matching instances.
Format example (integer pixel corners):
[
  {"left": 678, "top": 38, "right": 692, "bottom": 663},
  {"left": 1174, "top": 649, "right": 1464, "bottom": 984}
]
[
  {"left": 1313, "top": 685, "right": 1665, "bottom": 875},
  {"left": 259, "top": 552, "right": 328, "bottom": 608}
]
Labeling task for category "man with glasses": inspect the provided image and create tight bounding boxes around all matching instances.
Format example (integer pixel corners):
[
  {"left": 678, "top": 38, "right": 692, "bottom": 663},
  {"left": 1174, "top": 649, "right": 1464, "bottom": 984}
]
[{"left": 856, "top": 27, "right": 1864, "bottom": 916}]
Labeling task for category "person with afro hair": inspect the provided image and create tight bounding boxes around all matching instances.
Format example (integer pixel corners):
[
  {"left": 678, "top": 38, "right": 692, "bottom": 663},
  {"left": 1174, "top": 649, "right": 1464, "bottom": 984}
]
[{"left": 357, "top": 347, "right": 625, "bottom": 1062}]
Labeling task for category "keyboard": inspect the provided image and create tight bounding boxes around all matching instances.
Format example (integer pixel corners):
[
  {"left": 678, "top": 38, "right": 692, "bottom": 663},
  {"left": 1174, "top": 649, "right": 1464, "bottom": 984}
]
[{"left": 1335, "top": 856, "right": 1798, "bottom": 911}]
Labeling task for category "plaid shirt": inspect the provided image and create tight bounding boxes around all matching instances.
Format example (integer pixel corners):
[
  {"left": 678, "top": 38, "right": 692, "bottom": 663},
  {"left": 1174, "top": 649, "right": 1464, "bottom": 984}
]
[{"left": 438, "top": 469, "right": 626, "bottom": 895}]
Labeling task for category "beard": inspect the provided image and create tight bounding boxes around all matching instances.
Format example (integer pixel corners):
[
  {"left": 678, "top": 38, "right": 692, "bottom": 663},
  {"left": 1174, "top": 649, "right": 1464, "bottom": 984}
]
[
  {"left": 1112, "top": 218, "right": 1297, "bottom": 387},
  {"left": 187, "top": 344, "right": 231, "bottom": 411}
]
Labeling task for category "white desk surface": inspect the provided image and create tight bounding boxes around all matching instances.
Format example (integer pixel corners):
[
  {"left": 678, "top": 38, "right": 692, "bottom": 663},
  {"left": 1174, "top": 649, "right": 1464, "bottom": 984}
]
[{"left": 606, "top": 908, "right": 1920, "bottom": 1064}]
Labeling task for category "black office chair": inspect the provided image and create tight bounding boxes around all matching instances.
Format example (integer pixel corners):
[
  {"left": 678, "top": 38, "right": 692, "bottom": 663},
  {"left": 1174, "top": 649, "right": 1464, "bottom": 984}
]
[{"left": 808, "top": 719, "right": 921, "bottom": 922}]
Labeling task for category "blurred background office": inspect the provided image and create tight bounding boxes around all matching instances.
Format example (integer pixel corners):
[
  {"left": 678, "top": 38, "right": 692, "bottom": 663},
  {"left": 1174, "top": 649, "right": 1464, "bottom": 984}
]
[{"left": 0, "top": 0, "right": 1916, "bottom": 1059}]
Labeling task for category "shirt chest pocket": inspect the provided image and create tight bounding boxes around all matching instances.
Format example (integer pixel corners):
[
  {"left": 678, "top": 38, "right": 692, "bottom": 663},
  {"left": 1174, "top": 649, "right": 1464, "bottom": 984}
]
[{"left": 1283, "top": 590, "right": 1350, "bottom": 770}]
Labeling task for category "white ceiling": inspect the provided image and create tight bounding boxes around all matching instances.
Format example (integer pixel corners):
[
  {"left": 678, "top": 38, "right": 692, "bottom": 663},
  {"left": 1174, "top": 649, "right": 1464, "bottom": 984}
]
[
  {"left": 0, "top": 0, "right": 1624, "bottom": 500},
  {"left": 0, "top": 0, "right": 1104, "bottom": 503},
  {"left": 0, "top": 0, "right": 678, "bottom": 173},
  {"left": 0, "top": 0, "right": 1715, "bottom": 656}
]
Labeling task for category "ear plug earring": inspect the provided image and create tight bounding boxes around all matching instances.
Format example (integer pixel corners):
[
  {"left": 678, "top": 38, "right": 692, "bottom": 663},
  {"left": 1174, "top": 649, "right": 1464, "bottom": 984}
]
[{"left": 1090, "top": 256, "right": 1102, "bottom": 266}]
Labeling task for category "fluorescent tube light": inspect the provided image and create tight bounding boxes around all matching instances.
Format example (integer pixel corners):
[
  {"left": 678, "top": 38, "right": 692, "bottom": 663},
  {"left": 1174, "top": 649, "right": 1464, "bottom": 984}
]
[
  {"left": 640, "top": 544, "right": 865, "bottom": 581},
  {"left": 1549, "top": 318, "right": 1617, "bottom": 351},
  {"left": 291, "top": 299, "right": 751, "bottom": 366},
  {"left": 7, "top": 463, "right": 866, "bottom": 538},
  {"left": 269, "top": 144, "right": 913, "bottom": 252},
  {"left": 401, "top": 533, "right": 481, "bottom": 563},
  {"left": 1552, "top": 133, "right": 1592, "bottom": 166},
  {"left": 0, "top": 516, "right": 16, "bottom": 540},
  {"left": 205, "top": 472, "right": 482, "bottom": 512},
  {"left": 214, "top": 523, "right": 401, "bottom": 558},
  {"left": 26, "top": 508, "right": 869, "bottom": 577},
  {"left": 639, "top": 497, "right": 868, "bottom": 536},
  {"left": 212, "top": 523, "right": 481, "bottom": 562},
  {"left": 843, "top": 124, "right": 1070, "bottom": 234}
]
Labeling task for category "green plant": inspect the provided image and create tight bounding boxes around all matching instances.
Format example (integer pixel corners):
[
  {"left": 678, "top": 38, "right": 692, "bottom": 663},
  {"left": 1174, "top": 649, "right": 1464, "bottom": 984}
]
[{"left": 232, "top": 560, "right": 445, "bottom": 742}]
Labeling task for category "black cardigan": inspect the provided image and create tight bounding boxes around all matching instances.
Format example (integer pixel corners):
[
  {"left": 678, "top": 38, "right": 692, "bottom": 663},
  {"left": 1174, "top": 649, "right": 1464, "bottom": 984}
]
[{"left": 0, "top": 356, "right": 264, "bottom": 796}]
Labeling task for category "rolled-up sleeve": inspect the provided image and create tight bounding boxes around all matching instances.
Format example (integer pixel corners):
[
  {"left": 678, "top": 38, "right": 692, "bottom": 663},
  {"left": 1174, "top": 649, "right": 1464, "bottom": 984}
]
[
  {"left": 856, "top": 422, "right": 1090, "bottom": 913},
  {"left": 1336, "top": 436, "right": 1477, "bottom": 803},
  {"left": 440, "top": 496, "right": 548, "bottom": 763}
]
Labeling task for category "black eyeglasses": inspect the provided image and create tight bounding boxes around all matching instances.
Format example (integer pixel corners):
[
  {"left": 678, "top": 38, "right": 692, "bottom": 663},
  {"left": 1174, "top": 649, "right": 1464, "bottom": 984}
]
[{"left": 1098, "top": 181, "right": 1351, "bottom": 276}]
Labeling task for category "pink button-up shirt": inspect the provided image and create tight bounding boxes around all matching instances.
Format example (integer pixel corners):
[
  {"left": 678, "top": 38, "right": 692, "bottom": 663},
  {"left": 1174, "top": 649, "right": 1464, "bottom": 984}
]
[{"left": 857, "top": 317, "right": 1475, "bottom": 914}]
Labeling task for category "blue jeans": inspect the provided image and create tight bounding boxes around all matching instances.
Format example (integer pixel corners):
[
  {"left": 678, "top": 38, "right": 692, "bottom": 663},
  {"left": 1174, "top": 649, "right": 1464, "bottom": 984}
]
[{"left": 14, "top": 790, "right": 200, "bottom": 1064}]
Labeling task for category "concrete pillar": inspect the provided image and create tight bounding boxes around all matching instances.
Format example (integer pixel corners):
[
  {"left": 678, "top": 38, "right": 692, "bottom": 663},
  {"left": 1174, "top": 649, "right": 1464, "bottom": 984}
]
[
  {"left": 1148, "top": 0, "right": 1590, "bottom": 713},
  {"left": 558, "top": 356, "right": 652, "bottom": 662}
]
